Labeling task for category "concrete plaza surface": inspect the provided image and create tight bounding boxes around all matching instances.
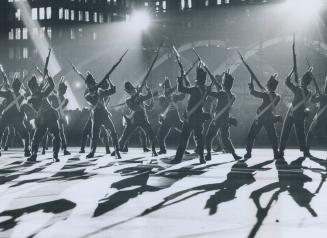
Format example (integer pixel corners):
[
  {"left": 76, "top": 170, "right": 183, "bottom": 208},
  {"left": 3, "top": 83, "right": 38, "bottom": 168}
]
[{"left": 0, "top": 148, "right": 326, "bottom": 238}]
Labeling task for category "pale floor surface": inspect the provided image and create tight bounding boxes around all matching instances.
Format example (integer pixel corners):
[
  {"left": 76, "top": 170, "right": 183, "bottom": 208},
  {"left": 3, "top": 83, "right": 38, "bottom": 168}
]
[{"left": 0, "top": 148, "right": 326, "bottom": 238}]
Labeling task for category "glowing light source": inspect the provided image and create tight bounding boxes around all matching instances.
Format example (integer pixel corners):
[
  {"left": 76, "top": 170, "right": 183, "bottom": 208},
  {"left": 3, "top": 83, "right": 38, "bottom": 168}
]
[
  {"left": 128, "top": 10, "right": 151, "bottom": 31},
  {"left": 284, "top": 0, "right": 323, "bottom": 20}
]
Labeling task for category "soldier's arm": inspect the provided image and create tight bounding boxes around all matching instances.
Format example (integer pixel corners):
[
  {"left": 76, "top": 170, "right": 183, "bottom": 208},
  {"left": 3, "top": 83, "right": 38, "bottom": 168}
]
[
  {"left": 177, "top": 77, "right": 191, "bottom": 94},
  {"left": 42, "top": 76, "right": 55, "bottom": 97}
]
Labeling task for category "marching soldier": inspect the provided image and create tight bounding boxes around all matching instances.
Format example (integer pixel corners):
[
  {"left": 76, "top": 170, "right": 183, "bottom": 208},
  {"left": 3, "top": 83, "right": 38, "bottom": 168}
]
[
  {"left": 27, "top": 74, "right": 61, "bottom": 162},
  {"left": 157, "top": 77, "right": 185, "bottom": 154}
]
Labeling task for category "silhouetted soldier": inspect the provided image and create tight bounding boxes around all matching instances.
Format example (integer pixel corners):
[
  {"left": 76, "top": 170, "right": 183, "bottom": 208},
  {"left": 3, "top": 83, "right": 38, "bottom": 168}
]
[
  {"left": 245, "top": 74, "right": 281, "bottom": 159},
  {"left": 205, "top": 70, "right": 241, "bottom": 161},
  {"left": 0, "top": 77, "right": 30, "bottom": 157},
  {"left": 48, "top": 79, "right": 71, "bottom": 155},
  {"left": 79, "top": 112, "right": 112, "bottom": 155},
  {"left": 169, "top": 65, "right": 211, "bottom": 164},
  {"left": 118, "top": 81, "right": 157, "bottom": 156},
  {"left": 83, "top": 72, "right": 121, "bottom": 159},
  {"left": 279, "top": 68, "right": 313, "bottom": 158},
  {"left": 157, "top": 78, "right": 185, "bottom": 154},
  {"left": 27, "top": 75, "right": 61, "bottom": 162},
  {"left": 306, "top": 77, "right": 327, "bottom": 157}
]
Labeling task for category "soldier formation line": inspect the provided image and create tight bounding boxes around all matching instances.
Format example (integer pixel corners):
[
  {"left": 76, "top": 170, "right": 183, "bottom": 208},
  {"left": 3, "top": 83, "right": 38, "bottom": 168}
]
[{"left": 0, "top": 37, "right": 326, "bottom": 165}]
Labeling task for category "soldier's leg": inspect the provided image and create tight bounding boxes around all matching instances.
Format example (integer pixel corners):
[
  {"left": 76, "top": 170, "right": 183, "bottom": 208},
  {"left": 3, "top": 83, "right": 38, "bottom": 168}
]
[
  {"left": 172, "top": 123, "right": 192, "bottom": 164},
  {"left": 139, "top": 119, "right": 157, "bottom": 156},
  {"left": 41, "top": 129, "right": 49, "bottom": 154},
  {"left": 118, "top": 123, "right": 137, "bottom": 150},
  {"left": 28, "top": 124, "right": 47, "bottom": 162},
  {"left": 137, "top": 128, "right": 150, "bottom": 152},
  {"left": 2, "top": 126, "right": 9, "bottom": 150},
  {"left": 157, "top": 121, "right": 171, "bottom": 154},
  {"left": 279, "top": 114, "right": 294, "bottom": 156},
  {"left": 264, "top": 122, "right": 279, "bottom": 159},
  {"left": 14, "top": 120, "right": 31, "bottom": 157},
  {"left": 245, "top": 121, "right": 263, "bottom": 158},
  {"left": 48, "top": 119, "right": 61, "bottom": 162},
  {"left": 60, "top": 122, "right": 70, "bottom": 155},
  {"left": 194, "top": 123, "right": 205, "bottom": 164},
  {"left": 220, "top": 123, "right": 241, "bottom": 160},
  {"left": 103, "top": 115, "right": 121, "bottom": 159},
  {"left": 205, "top": 120, "right": 220, "bottom": 160},
  {"left": 99, "top": 126, "right": 110, "bottom": 154},
  {"left": 88, "top": 117, "right": 101, "bottom": 158},
  {"left": 80, "top": 117, "right": 92, "bottom": 153},
  {"left": 306, "top": 119, "right": 319, "bottom": 151},
  {"left": 294, "top": 118, "right": 310, "bottom": 156},
  {"left": 0, "top": 122, "right": 8, "bottom": 156}
]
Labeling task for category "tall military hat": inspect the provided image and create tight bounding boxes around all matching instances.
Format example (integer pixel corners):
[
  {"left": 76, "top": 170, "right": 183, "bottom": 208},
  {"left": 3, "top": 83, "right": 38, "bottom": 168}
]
[
  {"left": 267, "top": 73, "right": 279, "bottom": 91},
  {"left": 196, "top": 64, "right": 207, "bottom": 84},
  {"left": 223, "top": 72, "right": 234, "bottom": 90},
  {"left": 12, "top": 76, "right": 22, "bottom": 92},
  {"left": 301, "top": 69, "right": 313, "bottom": 86},
  {"left": 124, "top": 81, "right": 136, "bottom": 94},
  {"left": 85, "top": 72, "right": 96, "bottom": 87},
  {"left": 58, "top": 77, "right": 68, "bottom": 95},
  {"left": 28, "top": 75, "right": 39, "bottom": 92}
]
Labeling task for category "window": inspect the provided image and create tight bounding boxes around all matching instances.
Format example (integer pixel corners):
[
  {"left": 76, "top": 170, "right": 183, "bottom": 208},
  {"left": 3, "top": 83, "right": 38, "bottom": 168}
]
[
  {"left": 188, "top": 0, "right": 192, "bottom": 8},
  {"left": 46, "top": 7, "right": 52, "bottom": 19},
  {"left": 22, "top": 28, "right": 28, "bottom": 39},
  {"left": 225, "top": 0, "right": 230, "bottom": 4},
  {"left": 65, "top": 9, "right": 69, "bottom": 20},
  {"left": 71, "top": 10, "right": 75, "bottom": 20},
  {"left": 39, "top": 7, "right": 45, "bottom": 20},
  {"left": 205, "top": 0, "right": 209, "bottom": 6},
  {"left": 23, "top": 47, "right": 28, "bottom": 59},
  {"left": 47, "top": 27, "right": 52, "bottom": 39},
  {"left": 217, "top": 0, "right": 222, "bottom": 5},
  {"left": 15, "top": 28, "right": 21, "bottom": 40},
  {"left": 94, "top": 12, "right": 98, "bottom": 22},
  {"left": 15, "top": 9, "right": 21, "bottom": 21},
  {"left": 85, "top": 11, "right": 89, "bottom": 22},
  {"left": 59, "top": 8, "right": 63, "bottom": 19},
  {"left": 8, "top": 28, "right": 14, "bottom": 40},
  {"left": 79, "top": 11, "right": 83, "bottom": 21},
  {"left": 9, "top": 48, "right": 14, "bottom": 59},
  {"left": 144, "top": 2, "right": 149, "bottom": 7},
  {"left": 15, "top": 47, "right": 21, "bottom": 59},
  {"left": 162, "top": 1, "right": 166, "bottom": 10},
  {"left": 99, "top": 13, "right": 103, "bottom": 23},
  {"left": 32, "top": 8, "right": 38, "bottom": 20},
  {"left": 181, "top": 0, "right": 185, "bottom": 10},
  {"left": 70, "top": 29, "right": 75, "bottom": 40},
  {"left": 93, "top": 32, "right": 97, "bottom": 40}
]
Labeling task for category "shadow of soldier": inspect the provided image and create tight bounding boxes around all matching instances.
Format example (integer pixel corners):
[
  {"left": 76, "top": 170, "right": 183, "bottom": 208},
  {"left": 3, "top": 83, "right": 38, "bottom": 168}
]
[{"left": 248, "top": 157, "right": 317, "bottom": 238}]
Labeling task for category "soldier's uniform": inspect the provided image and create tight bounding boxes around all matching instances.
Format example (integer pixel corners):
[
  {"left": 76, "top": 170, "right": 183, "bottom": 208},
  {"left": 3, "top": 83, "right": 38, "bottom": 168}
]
[
  {"left": 27, "top": 75, "right": 61, "bottom": 162},
  {"left": 47, "top": 80, "right": 71, "bottom": 155},
  {"left": 306, "top": 79, "right": 327, "bottom": 155},
  {"left": 157, "top": 78, "right": 185, "bottom": 154},
  {"left": 118, "top": 81, "right": 157, "bottom": 156},
  {"left": 245, "top": 75, "right": 281, "bottom": 159},
  {"left": 205, "top": 73, "right": 241, "bottom": 161},
  {"left": 170, "top": 66, "right": 211, "bottom": 164},
  {"left": 279, "top": 72, "right": 313, "bottom": 157},
  {"left": 83, "top": 73, "right": 121, "bottom": 159},
  {"left": 0, "top": 78, "right": 30, "bottom": 157}
]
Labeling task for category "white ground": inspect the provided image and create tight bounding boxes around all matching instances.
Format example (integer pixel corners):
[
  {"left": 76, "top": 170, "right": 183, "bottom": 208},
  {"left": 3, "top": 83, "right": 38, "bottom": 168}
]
[{"left": 0, "top": 148, "right": 326, "bottom": 238}]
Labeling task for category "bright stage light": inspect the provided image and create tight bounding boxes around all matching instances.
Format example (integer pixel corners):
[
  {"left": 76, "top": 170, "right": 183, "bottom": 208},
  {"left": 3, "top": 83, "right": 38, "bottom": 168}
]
[
  {"left": 284, "top": 0, "right": 323, "bottom": 19},
  {"left": 128, "top": 10, "right": 151, "bottom": 31}
]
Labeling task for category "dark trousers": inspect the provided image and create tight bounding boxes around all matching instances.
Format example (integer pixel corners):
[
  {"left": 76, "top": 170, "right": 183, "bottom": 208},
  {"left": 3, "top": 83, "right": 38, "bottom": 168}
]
[
  {"left": 306, "top": 118, "right": 327, "bottom": 150},
  {"left": 119, "top": 113, "right": 156, "bottom": 151},
  {"left": 0, "top": 114, "right": 29, "bottom": 152},
  {"left": 80, "top": 116, "right": 110, "bottom": 150},
  {"left": 246, "top": 119, "right": 278, "bottom": 154},
  {"left": 90, "top": 110, "right": 119, "bottom": 153},
  {"left": 206, "top": 118, "right": 235, "bottom": 155},
  {"left": 174, "top": 119, "right": 204, "bottom": 162},
  {"left": 31, "top": 110, "right": 61, "bottom": 158},
  {"left": 279, "top": 111, "right": 307, "bottom": 152},
  {"left": 123, "top": 128, "right": 147, "bottom": 150},
  {"left": 157, "top": 113, "right": 183, "bottom": 152},
  {"left": 42, "top": 120, "right": 69, "bottom": 150}
]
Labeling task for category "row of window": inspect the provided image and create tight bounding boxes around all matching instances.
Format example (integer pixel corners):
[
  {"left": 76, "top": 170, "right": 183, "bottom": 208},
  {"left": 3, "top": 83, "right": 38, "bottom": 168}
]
[
  {"left": 58, "top": 8, "right": 104, "bottom": 23},
  {"left": 9, "top": 27, "right": 52, "bottom": 40},
  {"left": 9, "top": 47, "right": 29, "bottom": 60}
]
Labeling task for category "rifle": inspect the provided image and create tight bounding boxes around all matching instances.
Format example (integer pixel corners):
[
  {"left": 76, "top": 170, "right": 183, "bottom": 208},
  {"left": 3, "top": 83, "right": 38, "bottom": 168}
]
[
  {"left": 101, "top": 49, "right": 128, "bottom": 83},
  {"left": 192, "top": 48, "right": 221, "bottom": 89},
  {"left": 237, "top": 50, "right": 266, "bottom": 92},
  {"left": 71, "top": 63, "right": 87, "bottom": 81},
  {"left": 172, "top": 45, "right": 185, "bottom": 76},
  {"left": 135, "top": 43, "right": 162, "bottom": 96},
  {"left": 44, "top": 48, "right": 52, "bottom": 76},
  {"left": 292, "top": 34, "right": 299, "bottom": 85},
  {"left": 0, "top": 64, "right": 10, "bottom": 88}
]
